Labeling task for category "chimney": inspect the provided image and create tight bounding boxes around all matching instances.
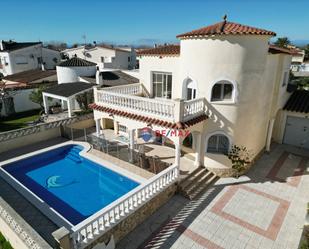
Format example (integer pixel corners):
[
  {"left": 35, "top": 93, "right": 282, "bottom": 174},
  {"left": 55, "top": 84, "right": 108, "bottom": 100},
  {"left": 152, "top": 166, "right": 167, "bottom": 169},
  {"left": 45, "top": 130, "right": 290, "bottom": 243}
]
[
  {"left": 0, "top": 40, "right": 4, "bottom": 51},
  {"left": 96, "top": 67, "right": 102, "bottom": 85}
]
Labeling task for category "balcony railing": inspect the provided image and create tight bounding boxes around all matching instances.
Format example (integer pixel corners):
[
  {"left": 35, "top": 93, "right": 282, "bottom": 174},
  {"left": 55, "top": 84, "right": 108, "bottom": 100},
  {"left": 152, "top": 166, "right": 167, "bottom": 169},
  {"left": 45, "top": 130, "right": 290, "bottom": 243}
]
[
  {"left": 103, "top": 83, "right": 149, "bottom": 96},
  {"left": 71, "top": 164, "right": 178, "bottom": 248},
  {"left": 183, "top": 98, "right": 205, "bottom": 121},
  {"left": 94, "top": 84, "right": 205, "bottom": 123}
]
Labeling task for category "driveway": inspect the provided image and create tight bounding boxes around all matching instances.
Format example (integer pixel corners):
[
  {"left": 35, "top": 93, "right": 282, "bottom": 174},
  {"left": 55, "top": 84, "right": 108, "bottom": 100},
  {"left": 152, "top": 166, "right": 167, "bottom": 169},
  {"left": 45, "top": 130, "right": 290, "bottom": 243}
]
[{"left": 116, "top": 144, "right": 309, "bottom": 249}]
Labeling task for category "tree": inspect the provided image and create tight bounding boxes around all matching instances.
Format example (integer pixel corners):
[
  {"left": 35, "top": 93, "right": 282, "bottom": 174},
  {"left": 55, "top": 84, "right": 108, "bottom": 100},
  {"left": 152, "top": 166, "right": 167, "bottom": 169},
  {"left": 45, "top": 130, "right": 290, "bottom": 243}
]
[
  {"left": 274, "top": 37, "right": 291, "bottom": 48},
  {"left": 29, "top": 86, "right": 46, "bottom": 110},
  {"left": 76, "top": 90, "right": 94, "bottom": 111},
  {"left": 0, "top": 83, "right": 16, "bottom": 116}
]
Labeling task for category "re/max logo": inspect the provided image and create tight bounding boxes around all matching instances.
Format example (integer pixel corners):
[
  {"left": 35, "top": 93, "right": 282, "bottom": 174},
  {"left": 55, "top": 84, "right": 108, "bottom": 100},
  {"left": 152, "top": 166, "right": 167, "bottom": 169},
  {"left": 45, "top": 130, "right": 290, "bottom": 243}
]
[{"left": 154, "top": 129, "right": 190, "bottom": 137}]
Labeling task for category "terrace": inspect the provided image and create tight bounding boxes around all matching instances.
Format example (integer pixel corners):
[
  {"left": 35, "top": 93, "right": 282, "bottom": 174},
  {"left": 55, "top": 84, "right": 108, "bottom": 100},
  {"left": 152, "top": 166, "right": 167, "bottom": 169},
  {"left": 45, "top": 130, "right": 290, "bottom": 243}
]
[{"left": 93, "top": 83, "right": 206, "bottom": 123}]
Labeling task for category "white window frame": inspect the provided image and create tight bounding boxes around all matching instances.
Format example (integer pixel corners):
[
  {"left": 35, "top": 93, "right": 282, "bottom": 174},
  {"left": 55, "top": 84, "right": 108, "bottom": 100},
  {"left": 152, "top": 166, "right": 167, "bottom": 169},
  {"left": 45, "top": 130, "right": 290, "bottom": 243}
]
[
  {"left": 118, "top": 124, "right": 128, "bottom": 135},
  {"left": 186, "top": 78, "right": 197, "bottom": 100},
  {"left": 209, "top": 78, "right": 237, "bottom": 104},
  {"left": 152, "top": 71, "right": 172, "bottom": 99},
  {"left": 205, "top": 131, "right": 231, "bottom": 155}
]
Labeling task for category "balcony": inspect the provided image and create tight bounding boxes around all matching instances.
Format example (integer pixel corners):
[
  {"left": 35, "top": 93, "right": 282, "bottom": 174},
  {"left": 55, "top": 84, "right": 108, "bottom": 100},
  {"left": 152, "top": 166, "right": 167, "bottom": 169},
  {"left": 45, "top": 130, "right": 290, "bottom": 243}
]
[{"left": 94, "top": 83, "right": 205, "bottom": 123}]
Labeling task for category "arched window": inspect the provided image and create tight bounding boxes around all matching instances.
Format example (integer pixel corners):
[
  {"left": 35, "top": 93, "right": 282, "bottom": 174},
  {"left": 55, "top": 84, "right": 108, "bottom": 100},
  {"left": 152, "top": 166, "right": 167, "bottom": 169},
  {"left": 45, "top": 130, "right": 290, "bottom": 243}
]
[
  {"left": 186, "top": 79, "right": 197, "bottom": 100},
  {"left": 207, "top": 134, "right": 230, "bottom": 154},
  {"left": 211, "top": 81, "right": 234, "bottom": 102}
]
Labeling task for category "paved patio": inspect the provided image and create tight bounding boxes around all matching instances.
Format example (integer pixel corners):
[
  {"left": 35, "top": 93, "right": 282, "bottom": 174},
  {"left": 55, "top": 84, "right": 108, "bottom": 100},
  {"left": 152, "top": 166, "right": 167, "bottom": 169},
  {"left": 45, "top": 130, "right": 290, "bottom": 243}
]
[{"left": 116, "top": 144, "right": 309, "bottom": 249}]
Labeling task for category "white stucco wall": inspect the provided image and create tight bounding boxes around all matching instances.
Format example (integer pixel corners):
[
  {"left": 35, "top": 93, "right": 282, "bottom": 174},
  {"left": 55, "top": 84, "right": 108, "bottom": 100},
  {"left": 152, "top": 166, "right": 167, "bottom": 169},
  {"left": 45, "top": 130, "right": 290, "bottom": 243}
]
[
  {"left": 138, "top": 35, "right": 291, "bottom": 159},
  {"left": 62, "top": 46, "right": 136, "bottom": 69},
  {"left": 139, "top": 56, "right": 180, "bottom": 98},
  {"left": 0, "top": 45, "right": 60, "bottom": 76},
  {"left": 56, "top": 65, "right": 96, "bottom": 83}
]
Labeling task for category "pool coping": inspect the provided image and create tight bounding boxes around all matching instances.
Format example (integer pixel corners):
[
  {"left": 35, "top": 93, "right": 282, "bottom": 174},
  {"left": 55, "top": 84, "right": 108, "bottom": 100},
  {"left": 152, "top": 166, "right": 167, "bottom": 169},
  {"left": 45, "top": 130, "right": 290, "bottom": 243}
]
[{"left": 0, "top": 141, "right": 147, "bottom": 231}]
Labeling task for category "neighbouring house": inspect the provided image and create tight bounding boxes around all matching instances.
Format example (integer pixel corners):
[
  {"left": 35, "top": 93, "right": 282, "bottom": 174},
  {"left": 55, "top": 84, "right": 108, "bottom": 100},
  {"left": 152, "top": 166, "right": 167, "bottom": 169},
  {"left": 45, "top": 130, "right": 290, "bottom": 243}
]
[
  {"left": 0, "top": 40, "right": 61, "bottom": 76},
  {"left": 0, "top": 69, "right": 57, "bottom": 116},
  {"left": 90, "top": 17, "right": 294, "bottom": 170},
  {"left": 281, "top": 90, "right": 309, "bottom": 148},
  {"left": 289, "top": 47, "right": 306, "bottom": 72},
  {"left": 61, "top": 45, "right": 137, "bottom": 70},
  {"left": 42, "top": 57, "right": 139, "bottom": 118}
]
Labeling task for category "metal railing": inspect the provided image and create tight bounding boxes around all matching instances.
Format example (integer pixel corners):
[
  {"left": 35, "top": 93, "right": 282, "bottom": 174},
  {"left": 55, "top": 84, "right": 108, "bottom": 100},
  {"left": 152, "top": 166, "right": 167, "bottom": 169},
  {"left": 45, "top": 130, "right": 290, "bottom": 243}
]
[{"left": 0, "top": 113, "right": 94, "bottom": 142}]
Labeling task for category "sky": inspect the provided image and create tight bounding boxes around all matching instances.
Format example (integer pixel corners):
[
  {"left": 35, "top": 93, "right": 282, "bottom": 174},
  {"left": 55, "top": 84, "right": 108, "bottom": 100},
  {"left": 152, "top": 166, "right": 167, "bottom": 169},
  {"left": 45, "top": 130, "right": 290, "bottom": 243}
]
[{"left": 1, "top": 0, "right": 309, "bottom": 46}]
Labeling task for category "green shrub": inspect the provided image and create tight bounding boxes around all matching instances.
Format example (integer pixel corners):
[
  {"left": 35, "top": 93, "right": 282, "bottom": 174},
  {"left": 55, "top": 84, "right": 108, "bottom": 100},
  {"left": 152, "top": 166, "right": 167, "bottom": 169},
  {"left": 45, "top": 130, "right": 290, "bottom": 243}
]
[{"left": 0, "top": 232, "right": 13, "bottom": 249}]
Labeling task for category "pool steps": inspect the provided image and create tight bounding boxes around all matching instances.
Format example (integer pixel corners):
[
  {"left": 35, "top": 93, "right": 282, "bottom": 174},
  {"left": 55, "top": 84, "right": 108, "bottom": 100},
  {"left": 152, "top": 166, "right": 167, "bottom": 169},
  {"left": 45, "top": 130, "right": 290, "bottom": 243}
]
[{"left": 65, "top": 147, "right": 82, "bottom": 163}]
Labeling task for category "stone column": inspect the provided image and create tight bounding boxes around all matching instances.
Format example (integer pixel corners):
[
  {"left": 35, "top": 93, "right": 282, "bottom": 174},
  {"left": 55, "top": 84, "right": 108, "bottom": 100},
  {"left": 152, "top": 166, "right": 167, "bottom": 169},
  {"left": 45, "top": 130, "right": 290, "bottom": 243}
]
[
  {"left": 43, "top": 94, "right": 49, "bottom": 114},
  {"left": 129, "top": 129, "right": 135, "bottom": 150},
  {"left": 266, "top": 118, "right": 275, "bottom": 152},
  {"left": 175, "top": 143, "right": 181, "bottom": 167},
  {"left": 174, "top": 98, "right": 184, "bottom": 122},
  {"left": 67, "top": 98, "right": 72, "bottom": 117},
  {"left": 95, "top": 119, "right": 101, "bottom": 135},
  {"left": 194, "top": 132, "right": 202, "bottom": 167},
  {"left": 114, "top": 120, "right": 119, "bottom": 135},
  {"left": 52, "top": 227, "right": 71, "bottom": 249},
  {"left": 199, "top": 132, "right": 206, "bottom": 167}
]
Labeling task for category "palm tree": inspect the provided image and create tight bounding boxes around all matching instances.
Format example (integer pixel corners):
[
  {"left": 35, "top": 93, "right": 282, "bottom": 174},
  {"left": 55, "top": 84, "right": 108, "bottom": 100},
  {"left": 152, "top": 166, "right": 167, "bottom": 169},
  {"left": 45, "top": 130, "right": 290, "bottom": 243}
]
[{"left": 274, "top": 37, "right": 291, "bottom": 48}]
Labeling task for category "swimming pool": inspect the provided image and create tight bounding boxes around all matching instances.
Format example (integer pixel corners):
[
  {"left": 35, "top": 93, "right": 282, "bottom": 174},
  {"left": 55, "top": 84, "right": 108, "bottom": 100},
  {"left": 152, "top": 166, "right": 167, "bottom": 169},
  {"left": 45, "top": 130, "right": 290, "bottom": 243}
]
[{"left": 1, "top": 144, "right": 140, "bottom": 225}]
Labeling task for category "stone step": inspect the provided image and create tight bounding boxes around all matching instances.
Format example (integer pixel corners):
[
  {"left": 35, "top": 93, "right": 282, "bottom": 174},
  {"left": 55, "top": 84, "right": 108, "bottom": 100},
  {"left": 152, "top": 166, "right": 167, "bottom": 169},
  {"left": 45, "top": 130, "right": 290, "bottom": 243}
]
[
  {"left": 188, "top": 174, "right": 219, "bottom": 200},
  {"left": 180, "top": 169, "right": 208, "bottom": 191},
  {"left": 180, "top": 166, "right": 204, "bottom": 184},
  {"left": 184, "top": 171, "right": 214, "bottom": 195}
]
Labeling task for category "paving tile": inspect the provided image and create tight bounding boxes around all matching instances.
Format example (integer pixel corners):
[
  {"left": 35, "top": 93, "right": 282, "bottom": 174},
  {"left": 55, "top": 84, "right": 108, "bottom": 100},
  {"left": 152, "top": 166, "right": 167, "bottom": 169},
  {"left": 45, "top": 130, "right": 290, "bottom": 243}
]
[{"left": 117, "top": 144, "right": 309, "bottom": 249}]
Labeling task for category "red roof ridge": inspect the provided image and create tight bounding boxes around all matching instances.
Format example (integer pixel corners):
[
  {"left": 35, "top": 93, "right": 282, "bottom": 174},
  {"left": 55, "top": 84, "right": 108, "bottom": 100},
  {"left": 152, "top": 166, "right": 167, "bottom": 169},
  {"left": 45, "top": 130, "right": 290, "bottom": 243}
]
[
  {"left": 177, "top": 21, "right": 276, "bottom": 38},
  {"left": 137, "top": 44, "right": 180, "bottom": 56}
]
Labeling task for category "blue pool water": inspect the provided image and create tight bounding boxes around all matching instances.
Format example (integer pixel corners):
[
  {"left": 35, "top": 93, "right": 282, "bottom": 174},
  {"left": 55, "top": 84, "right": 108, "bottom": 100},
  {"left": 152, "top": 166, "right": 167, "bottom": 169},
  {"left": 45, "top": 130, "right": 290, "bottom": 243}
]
[{"left": 3, "top": 145, "right": 139, "bottom": 225}]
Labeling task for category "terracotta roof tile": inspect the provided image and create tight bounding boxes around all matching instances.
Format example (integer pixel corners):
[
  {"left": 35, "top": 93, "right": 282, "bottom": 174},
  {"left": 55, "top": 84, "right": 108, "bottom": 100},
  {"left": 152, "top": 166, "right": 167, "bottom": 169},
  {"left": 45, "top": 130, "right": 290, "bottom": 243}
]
[
  {"left": 58, "top": 57, "right": 96, "bottom": 67},
  {"left": 3, "top": 69, "right": 56, "bottom": 83},
  {"left": 177, "top": 21, "right": 276, "bottom": 38},
  {"left": 89, "top": 103, "right": 207, "bottom": 128},
  {"left": 268, "top": 45, "right": 293, "bottom": 55},
  {"left": 284, "top": 90, "right": 309, "bottom": 113},
  {"left": 137, "top": 45, "right": 180, "bottom": 56}
]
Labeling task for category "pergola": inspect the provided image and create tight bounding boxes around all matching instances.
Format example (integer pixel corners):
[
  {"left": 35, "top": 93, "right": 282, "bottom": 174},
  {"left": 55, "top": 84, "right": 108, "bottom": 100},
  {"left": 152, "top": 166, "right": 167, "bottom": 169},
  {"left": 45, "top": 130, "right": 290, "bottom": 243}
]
[{"left": 42, "top": 82, "right": 95, "bottom": 117}]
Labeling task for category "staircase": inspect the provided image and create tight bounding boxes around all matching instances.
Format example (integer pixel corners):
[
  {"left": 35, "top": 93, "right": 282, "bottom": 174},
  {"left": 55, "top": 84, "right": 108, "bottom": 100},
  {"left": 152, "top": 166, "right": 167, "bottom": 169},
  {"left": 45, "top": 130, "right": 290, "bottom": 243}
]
[
  {"left": 65, "top": 147, "right": 82, "bottom": 163},
  {"left": 178, "top": 167, "right": 219, "bottom": 200}
]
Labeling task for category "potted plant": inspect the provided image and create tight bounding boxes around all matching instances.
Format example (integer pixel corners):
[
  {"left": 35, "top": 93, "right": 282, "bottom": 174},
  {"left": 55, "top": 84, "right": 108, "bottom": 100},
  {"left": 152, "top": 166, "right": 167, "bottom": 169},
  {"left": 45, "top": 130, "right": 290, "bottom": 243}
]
[{"left": 228, "top": 145, "right": 252, "bottom": 178}]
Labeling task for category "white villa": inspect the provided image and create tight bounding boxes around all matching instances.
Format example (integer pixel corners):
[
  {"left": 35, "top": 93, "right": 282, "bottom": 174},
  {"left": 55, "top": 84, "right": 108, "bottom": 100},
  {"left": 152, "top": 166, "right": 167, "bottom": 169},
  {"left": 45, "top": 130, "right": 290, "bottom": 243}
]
[
  {"left": 0, "top": 40, "right": 61, "bottom": 76},
  {"left": 91, "top": 18, "right": 294, "bottom": 170},
  {"left": 62, "top": 45, "right": 137, "bottom": 70},
  {"left": 2, "top": 18, "right": 309, "bottom": 249}
]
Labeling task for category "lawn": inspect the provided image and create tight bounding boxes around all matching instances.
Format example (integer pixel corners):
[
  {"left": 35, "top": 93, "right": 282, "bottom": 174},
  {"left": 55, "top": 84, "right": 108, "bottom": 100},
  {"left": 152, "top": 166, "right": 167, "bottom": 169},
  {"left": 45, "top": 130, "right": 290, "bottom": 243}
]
[{"left": 0, "top": 109, "right": 41, "bottom": 132}]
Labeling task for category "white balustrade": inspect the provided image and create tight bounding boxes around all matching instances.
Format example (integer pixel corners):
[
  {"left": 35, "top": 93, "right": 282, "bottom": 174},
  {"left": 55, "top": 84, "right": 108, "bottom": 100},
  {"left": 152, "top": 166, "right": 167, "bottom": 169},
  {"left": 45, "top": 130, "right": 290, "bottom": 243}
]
[
  {"left": 183, "top": 98, "right": 205, "bottom": 121},
  {"left": 71, "top": 165, "right": 179, "bottom": 248},
  {"left": 95, "top": 84, "right": 205, "bottom": 123},
  {"left": 97, "top": 90, "right": 176, "bottom": 122},
  {"left": 103, "top": 83, "right": 146, "bottom": 96}
]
